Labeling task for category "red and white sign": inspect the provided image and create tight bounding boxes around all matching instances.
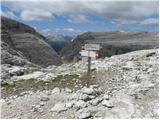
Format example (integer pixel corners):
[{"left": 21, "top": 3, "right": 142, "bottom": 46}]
[{"left": 80, "top": 44, "right": 100, "bottom": 59}]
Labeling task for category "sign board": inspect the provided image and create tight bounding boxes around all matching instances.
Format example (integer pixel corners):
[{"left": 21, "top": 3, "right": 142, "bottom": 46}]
[
  {"left": 80, "top": 50, "right": 97, "bottom": 58},
  {"left": 84, "top": 44, "right": 100, "bottom": 51}
]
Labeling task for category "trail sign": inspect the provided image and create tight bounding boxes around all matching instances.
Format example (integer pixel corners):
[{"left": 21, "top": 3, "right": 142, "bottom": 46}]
[
  {"left": 80, "top": 50, "right": 98, "bottom": 58},
  {"left": 84, "top": 44, "right": 100, "bottom": 51},
  {"left": 80, "top": 44, "right": 101, "bottom": 85}
]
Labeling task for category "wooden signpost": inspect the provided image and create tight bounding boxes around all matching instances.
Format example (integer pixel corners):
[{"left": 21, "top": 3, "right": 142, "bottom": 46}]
[
  {"left": 80, "top": 44, "right": 101, "bottom": 76},
  {"left": 79, "top": 44, "right": 101, "bottom": 87}
]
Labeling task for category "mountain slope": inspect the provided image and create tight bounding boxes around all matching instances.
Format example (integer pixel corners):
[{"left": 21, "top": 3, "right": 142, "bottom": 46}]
[
  {"left": 1, "top": 16, "right": 62, "bottom": 67},
  {"left": 60, "top": 31, "right": 158, "bottom": 62}
]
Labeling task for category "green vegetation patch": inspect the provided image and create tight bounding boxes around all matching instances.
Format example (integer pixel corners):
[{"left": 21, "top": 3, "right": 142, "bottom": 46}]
[{"left": 1, "top": 74, "right": 96, "bottom": 98}]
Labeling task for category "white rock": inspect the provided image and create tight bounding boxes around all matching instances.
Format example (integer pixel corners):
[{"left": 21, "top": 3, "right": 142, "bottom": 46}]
[
  {"left": 90, "top": 98, "right": 100, "bottom": 106},
  {"left": 52, "top": 87, "right": 60, "bottom": 94},
  {"left": 51, "top": 102, "right": 67, "bottom": 113},
  {"left": 79, "top": 94, "right": 90, "bottom": 101},
  {"left": 45, "top": 90, "right": 51, "bottom": 96},
  {"left": 13, "top": 95, "right": 18, "bottom": 99},
  {"left": 103, "top": 94, "right": 109, "bottom": 100},
  {"left": 38, "top": 108, "right": 43, "bottom": 113},
  {"left": 8, "top": 66, "right": 25, "bottom": 75},
  {"left": 35, "top": 105, "right": 41, "bottom": 108},
  {"left": 75, "top": 100, "right": 87, "bottom": 109},
  {"left": 65, "top": 87, "right": 72, "bottom": 93},
  {"left": 40, "top": 102, "right": 46, "bottom": 106},
  {"left": 43, "top": 73, "right": 55, "bottom": 81},
  {"left": 101, "top": 100, "right": 114, "bottom": 108},
  {"left": 88, "top": 95, "right": 96, "bottom": 99},
  {"left": 31, "top": 107, "right": 38, "bottom": 112},
  {"left": 94, "top": 110, "right": 105, "bottom": 118},
  {"left": 0, "top": 99, "right": 5, "bottom": 103},
  {"left": 65, "top": 101, "right": 75, "bottom": 108},
  {"left": 81, "top": 87, "right": 95, "bottom": 95},
  {"left": 28, "top": 91, "right": 33, "bottom": 95},
  {"left": 40, "top": 96, "right": 49, "bottom": 101},
  {"left": 71, "top": 92, "right": 80, "bottom": 100},
  {"left": 19, "top": 92, "right": 27, "bottom": 96},
  {"left": 76, "top": 111, "right": 91, "bottom": 119},
  {"left": 31, "top": 104, "right": 41, "bottom": 112},
  {"left": 75, "top": 85, "right": 78, "bottom": 88}
]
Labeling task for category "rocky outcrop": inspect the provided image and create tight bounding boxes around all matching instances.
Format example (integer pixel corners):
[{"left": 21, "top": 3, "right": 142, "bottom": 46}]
[
  {"left": 1, "top": 16, "right": 62, "bottom": 67},
  {"left": 60, "top": 31, "right": 158, "bottom": 62}
]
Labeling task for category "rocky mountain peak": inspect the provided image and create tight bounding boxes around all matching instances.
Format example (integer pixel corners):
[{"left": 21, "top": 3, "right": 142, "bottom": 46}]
[{"left": 1, "top": 16, "right": 62, "bottom": 67}]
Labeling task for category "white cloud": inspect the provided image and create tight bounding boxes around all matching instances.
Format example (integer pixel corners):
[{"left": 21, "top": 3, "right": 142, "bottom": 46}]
[
  {"left": 20, "top": 9, "right": 54, "bottom": 21},
  {"left": 40, "top": 27, "right": 87, "bottom": 36},
  {"left": 41, "top": 28, "right": 51, "bottom": 33},
  {"left": 140, "top": 18, "right": 159, "bottom": 26},
  {"left": 1, "top": 11, "right": 18, "bottom": 19},
  {"left": 62, "top": 28, "right": 87, "bottom": 34},
  {"left": 63, "top": 28, "right": 75, "bottom": 32},
  {"left": 67, "top": 14, "right": 89, "bottom": 23},
  {"left": 2, "top": 1, "right": 159, "bottom": 24}
]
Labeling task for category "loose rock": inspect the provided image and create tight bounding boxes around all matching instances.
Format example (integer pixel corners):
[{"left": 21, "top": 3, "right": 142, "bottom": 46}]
[
  {"left": 51, "top": 102, "right": 67, "bottom": 113},
  {"left": 40, "top": 96, "right": 49, "bottom": 101},
  {"left": 74, "top": 100, "right": 87, "bottom": 109},
  {"left": 65, "top": 87, "right": 72, "bottom": 93},
  {"left": 52, "top": 87, "right": 60, "bottom": 94},
  {"left": 76, "top": 110, "right": 91, "bottom": 119},
  {"left": 101, "top": 100, "right": 114, "bottom": 108}
]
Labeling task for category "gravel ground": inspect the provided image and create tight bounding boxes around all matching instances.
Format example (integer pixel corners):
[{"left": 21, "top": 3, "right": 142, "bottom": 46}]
[{"left": 1, "top": 49, "right": 159, "bottom": 119}]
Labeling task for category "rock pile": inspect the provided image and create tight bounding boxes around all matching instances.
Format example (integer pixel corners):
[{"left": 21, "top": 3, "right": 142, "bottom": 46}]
[{"left": 50, "top": 85, "right": 114, "bottom": 118}]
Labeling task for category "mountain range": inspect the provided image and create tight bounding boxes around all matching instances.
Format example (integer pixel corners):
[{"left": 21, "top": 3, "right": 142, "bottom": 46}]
[{"left": 60, "top": 31, "right": 158, "bottom": 62}]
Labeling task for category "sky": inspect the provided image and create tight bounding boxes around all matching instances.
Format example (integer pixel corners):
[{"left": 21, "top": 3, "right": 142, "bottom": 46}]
[{"left": 1, "top": 0, "right": 159, "bottom": 36}]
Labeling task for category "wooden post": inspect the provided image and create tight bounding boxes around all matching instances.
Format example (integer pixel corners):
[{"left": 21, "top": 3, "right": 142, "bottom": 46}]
[
  {"left": 87, "top": 56, "right": 91, "bottom": 76},
  {"left": 87, "top": 55, "right": 91, "bottom": 87},
  {"left": 80, "top": 44, "right": 101, "bottom": 87}
]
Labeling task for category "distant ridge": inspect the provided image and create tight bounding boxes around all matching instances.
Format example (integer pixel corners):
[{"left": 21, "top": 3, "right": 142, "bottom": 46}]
[{"left": 60, "top": 31, "right": 158, "bottom": 62}]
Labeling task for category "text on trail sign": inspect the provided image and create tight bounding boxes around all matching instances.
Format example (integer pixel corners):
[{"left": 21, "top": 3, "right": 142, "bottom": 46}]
[{"left": 84, "top": 44, "right": 100, "bottom": 51}]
